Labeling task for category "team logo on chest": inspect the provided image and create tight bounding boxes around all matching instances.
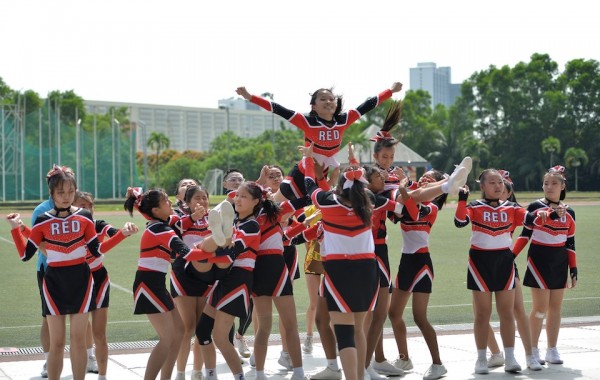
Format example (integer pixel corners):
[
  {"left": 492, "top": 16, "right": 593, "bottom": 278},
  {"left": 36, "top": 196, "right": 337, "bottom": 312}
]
[
  {"left": 482, "top": 211, "right": 508, "bottom": 223},
  {"left": 318, "top": 130, "right": 340, "bottom": 141},
  {"left": 50, "top": 220, "right": 82, "bottom": 235}
]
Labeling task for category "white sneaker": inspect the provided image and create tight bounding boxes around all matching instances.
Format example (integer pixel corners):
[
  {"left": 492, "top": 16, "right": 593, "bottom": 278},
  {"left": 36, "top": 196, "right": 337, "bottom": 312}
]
[
  {"left": 303, "top": 335, "right": 314, "bottom": 354},
  {"left": 175, "top": 372, "right": 186, "bottom": 380},
  {"left": 249, "top": 352, "right": 256, "bottom": 367},
  {"left": 532, "top": 347, "right": 545, "bottom": 365},
  {"left": 192, "top": 370, "right": 204, "bottom": 380},
  {"left": 423, "top": 364, "right": 447, "bottom": 380},
  {"left": 372, "top": 359, "right": 404, "bottom": 376},
  {"left": 208, "top": 209, "right": 226, "bottom": 246},
  {"left": 219, "top": 200, "right": 235, "bottom": 240},
  {"left": 545, "top": 347, "right": 563, "bottom": 364},
  {"left": 290, "top": 375, "right": 310, "bottom": 380},
  {"left": 255, "top": 373, "right": 268, "bottom": 380},
  {"left": 457, "top": 156, "right": 472, "bottom": 173},
  {"left": 366, "top": 366, "right": 384, "bottom": 380},
  {"left": 504, "top": 355, "right": 522, "bottom": 373},
  {"left": 394, "top": 357, "right": 413, "bottom": 371},
  {"left": 487, "top": 351, "right": 504, "bottom": 367},
  {"left": 234, "top": 335, "right": 251, "bottom": 358},
  {"left": 87, "top": 355, "right": 99, "bottom": 373},
  {"left": 278, "top": 351, "right": 293, "bottom": 371},
  {"left": 446, "top": 166, "right": 468, "bottom": 196},
  {"left": 310, "top": 367, "right": 342, "bottom": 380},
  {"left": 41, "top": 362, "right": 48, "bottom": 378},
  {"left": 474, "top": 358, "right": 488, "bottom": 374},
  {"left": 526, "top": 355, "right": 543, "bottom": 371}
]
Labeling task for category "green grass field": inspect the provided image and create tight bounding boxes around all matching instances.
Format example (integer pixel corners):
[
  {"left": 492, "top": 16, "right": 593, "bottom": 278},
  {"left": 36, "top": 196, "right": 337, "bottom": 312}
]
[{"left": 1, "top": 200, "right": 599, "bottom": 348}]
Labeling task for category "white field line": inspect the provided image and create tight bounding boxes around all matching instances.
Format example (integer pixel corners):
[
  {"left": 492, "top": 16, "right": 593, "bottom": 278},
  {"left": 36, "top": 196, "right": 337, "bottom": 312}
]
[{"left": 2, "top": 296, "right": 599, "bottom": 330}]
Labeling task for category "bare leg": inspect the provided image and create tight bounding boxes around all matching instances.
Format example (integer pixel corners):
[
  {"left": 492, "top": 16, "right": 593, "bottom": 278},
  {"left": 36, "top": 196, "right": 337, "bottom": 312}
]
[
  {"left": 91, "top": 308, "right": 109, "bottom": 375},
  {"left": 175, "top": 296, "right": 206, "bottom": 373},
  {"left": 46, "top": 315, "right": 66, "bottom": 380},
  {"left": 495, "top": 290, "right": 515, "bottom": 349},
  {"left": 305, "top": 273, "right": 320, "bottom": 337},
  {"left": 315, "top": 295, "right": 337, "bottom": 359},
  {"left": 546, "top": 289, "right": 566, "bottom": 348},
  {"left": 213, "top": 311, "right": 244, "bottom": 375},
  {"left": 253, "top": 296, "right": 273, "bottom": 371},
  {"left": 68, "top": 313, "right": 90, "bottom": 380},
  {"left": 412, "top": 293, "right": 441, "bottom": 364},
  {"left": 365, "top": 287, "right": 389, "bottom": 367},
  {"left": 513, "top": 279, "right": 533, "bottom": 354},
  {"left": 472, "top": 291, "right": 493, "bottom": 349},
  {"left": 389, "top": 288, "right": 411, "bottom": 359},
  {"left": 274, "top": 295, "right": 303, "bottom": 368},
  {"left": 145, "top": 310, "right": 184, "bottom": 380}
]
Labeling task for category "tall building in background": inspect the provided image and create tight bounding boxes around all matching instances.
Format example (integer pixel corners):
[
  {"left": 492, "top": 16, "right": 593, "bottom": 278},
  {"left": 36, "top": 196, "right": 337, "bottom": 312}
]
[
  {"left": 85, "top": 99, "right": 287, "bottom": 153},
  {"left": 409, "top": 62, "right": 461, "bottom": 108}
]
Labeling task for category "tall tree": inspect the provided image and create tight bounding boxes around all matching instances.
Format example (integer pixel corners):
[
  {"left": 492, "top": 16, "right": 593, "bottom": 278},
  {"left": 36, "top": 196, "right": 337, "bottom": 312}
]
[
  {"left": 541, "top": 136, "right": 561, "bottom": 167},
  {"left": 564, "top": 147, "right": 589, "bottom": 191},
  {"left": 147, "top": 131, "right": 170, "bottom": 184}
]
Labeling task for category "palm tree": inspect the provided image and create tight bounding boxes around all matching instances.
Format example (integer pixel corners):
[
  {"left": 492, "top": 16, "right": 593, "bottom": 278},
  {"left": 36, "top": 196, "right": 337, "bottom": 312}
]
[
  {"left": 541, "top": 136, "right": 561, "bottom": 167},
  {"left": 564, "top": 147, "right": 589, "bottom": 191},
  {"left": 147, "top": 131, "right": 170, "bottom": 184}
]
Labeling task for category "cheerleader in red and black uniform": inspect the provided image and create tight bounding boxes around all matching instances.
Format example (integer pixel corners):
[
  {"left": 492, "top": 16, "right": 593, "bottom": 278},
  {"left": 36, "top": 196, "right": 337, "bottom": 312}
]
[
  {"left": 72, "top": 191, "right": 139, "bottom": 380},
  {"left": 193, "top": 181, "right": 268, "bottom": 380},
  {"left": 360, "top": 164, "right": 417, "bottom": 379},
  {"left": 454, "top": 169, "right": 561, "bottom": 375},
  {"left": 512, "top": 165, "right": 576, "bottom": 366},
  {"left": 388, "top": 170, "right": 449, "bottom": 379},
  {"left": 300, "top": 144, "right": 377, "bottom": 380},
  {"left": 124, "top": 188, "right": 222, "bottom": 380},
  {"left": 171, "top": 182, "right": 213, "bottom": 380},
  {"left": 7, "top": 166, "right": 134, "bottom": 380},
  {"left": 236, "top": 82, "right": 403, "bottom": 202}
]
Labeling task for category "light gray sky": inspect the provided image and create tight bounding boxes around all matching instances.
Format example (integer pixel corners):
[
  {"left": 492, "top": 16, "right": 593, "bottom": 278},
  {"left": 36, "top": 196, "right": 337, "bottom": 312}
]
[{"left": 2, "top": 0, "right": 598, "bottom": 112}]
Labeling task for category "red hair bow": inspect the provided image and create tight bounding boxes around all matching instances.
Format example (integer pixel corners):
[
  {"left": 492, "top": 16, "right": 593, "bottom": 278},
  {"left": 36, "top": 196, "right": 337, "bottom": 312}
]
[
  {"left": 343, "top": 169, "right": 368, "bottom": 189},
  {"left": 369, "top": 131, "right": 393, "bottom": 142},
  {"left": 548, "top": 165, "right": 566, "bottom": 179},
  {"left": 498, "top": 170, "right": 512, "bottom": 184}
]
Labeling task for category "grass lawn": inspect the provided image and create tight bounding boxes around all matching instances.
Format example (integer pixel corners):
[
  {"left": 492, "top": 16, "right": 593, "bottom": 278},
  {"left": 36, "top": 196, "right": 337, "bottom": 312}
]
[{"left": 0, "top": 198, "right": 599, "bottom": 348}]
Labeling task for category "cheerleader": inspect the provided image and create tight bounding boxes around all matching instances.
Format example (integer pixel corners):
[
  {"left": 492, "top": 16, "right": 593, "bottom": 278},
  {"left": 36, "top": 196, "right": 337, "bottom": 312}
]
[
  {"left": 7, "top": 165, "right": 135, "bottom": 380},
  {"left": 235, "top": 82, "right": 403, "bottom": 202},
  {"left": 124, "top": 188, "right": 221, "bottom": 380},
  {"left": 72, "top": 191, "right": 139, "bottom": 380},
  {"left": 512, "top": 166, "right": 576, "bottom": 366},
  {"left": 454, "top": 169, "right": 562, "bottom": 375},
  {"left": 485, "top": 171, "right": 542, "bottom": 371},
  {"left": 300, "top": 143, "right": 377, "bottom": 380},
  {"left": 193, "top": 181, "right": 270, "bottom": 380},
  {"left": 172, "top": 183, "right": 212, "bottom": 380},
  {"left": 387, "top": 170, "right": 449, "bottom": 380}
]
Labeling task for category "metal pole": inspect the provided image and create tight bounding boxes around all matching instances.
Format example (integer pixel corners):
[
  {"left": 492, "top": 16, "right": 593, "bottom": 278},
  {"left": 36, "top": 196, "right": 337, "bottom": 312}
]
[
  {"left": 21, "top": 95, "right": 26, "bottom": 200},
  {"left": 75, "top": 108, "right": 80, "bottom": 187},
  {"left": 1, "top": 106, "right": 4, "bottom": 201},
  {"left": 111, "top": 110, "right": 115, "bottom": 198},
  {"left": 93, "top": 110, "right": 98, "bottom": 197},
  {"left": 115, "top": 118, "right": 121, "bottom": 196},
  {"left": 137, "top": 120, "right": 149, "bottom": 189},
  {"left": 130, "top": 123, "right": 134, "bottom": 187},
  {"left": 39, "top": 108, "right": 43, "bottom": 198},
  {"left": 57, "top": 98, "right": 61, "bottom": 164}
]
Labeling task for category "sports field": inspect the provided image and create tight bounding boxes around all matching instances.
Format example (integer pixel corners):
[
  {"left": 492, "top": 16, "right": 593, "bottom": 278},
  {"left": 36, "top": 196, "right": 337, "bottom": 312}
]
[{"left": 1, "top": 200, "right": 599, "bottom": 349}]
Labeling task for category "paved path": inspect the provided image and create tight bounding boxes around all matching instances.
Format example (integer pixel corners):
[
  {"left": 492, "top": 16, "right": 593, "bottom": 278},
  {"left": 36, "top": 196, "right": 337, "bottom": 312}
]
[{"left": 1, "top": 321, "right": 599, "bottom": 380}]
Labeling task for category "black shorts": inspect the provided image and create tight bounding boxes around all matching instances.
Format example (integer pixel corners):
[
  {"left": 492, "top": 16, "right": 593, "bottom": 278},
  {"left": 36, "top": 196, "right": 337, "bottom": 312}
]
[
  {"left": 395, "top": 252, "right": 434, "bottom": 293},
  {"left": 323, "top": 258, "right": 378, "bottom": 313},
  {"left": 209, "top": 267, "right": 253, "bottom": 319},
  {"left": 170, "top": 258, "right": 213, "bottom": 298},
  {"left": 133, "top": 270, "right": 174, "bottom": 315},
  {"left": 467, "top": 248, "right": 515, "bottom": 292},
  {"left": 524, "top": 243, "right": 568, "bottom": 289},
  {"left": 91, "top": 266, "right": 110, "bottom": 309},
  {"left": 283, "top": 245, "right": 300, "bottom": 281},
  {"left": 252, "top": 254, "right": 293, "bottom": 297},
  {"left": 43, "top": 263, "right": 96, "bottom": 316},
  {"left": 375, "top": 244, "right": 391, "bottom": 288}
]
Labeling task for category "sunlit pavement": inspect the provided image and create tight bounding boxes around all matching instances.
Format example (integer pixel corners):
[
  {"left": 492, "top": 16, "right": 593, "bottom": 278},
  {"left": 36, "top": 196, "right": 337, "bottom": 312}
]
[{"left": 1, "top": 317, "right": 599, "bottom": 380}]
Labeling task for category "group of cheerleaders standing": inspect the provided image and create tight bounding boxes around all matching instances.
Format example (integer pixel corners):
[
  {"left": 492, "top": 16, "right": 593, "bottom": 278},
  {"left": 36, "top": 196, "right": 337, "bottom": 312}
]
[{"left": 6, "top": 81, "right": 577, "bottom": 380}]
